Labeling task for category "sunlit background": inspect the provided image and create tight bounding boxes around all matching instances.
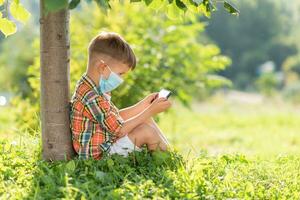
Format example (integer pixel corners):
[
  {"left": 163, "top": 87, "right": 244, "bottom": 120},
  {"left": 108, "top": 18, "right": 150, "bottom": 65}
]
[{"left": 1, "top": 0, "right": 300, "bottom": 198}]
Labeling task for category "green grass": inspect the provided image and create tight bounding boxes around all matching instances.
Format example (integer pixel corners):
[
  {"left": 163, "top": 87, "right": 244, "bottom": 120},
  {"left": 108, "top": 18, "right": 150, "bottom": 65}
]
[
  {"left": 1, "top": 138, "right": 300, "bottom": 199},
  {"left": 1, "top": 99, "right": 300, "bottom": 199},
  {"left": 160, "top": 98, "right": 300, "bottom": 157}
]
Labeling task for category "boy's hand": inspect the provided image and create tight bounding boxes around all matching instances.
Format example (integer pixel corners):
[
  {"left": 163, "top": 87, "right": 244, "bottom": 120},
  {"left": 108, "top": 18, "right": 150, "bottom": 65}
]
[
  {"left": 148, "top": 97, "right": 172, "bottom": 115},
  {"left": 140, "top": 92, "right": 159, "bottom": 107}
]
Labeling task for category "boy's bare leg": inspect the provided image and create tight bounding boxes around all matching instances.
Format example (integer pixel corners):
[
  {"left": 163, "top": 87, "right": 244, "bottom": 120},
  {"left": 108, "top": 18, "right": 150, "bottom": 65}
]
[
  {"left": 127, "top": 123, "right": 168, "bottom": 151},
  {"left": 144, "top": 117, "right": 170, "bottom": 148}
]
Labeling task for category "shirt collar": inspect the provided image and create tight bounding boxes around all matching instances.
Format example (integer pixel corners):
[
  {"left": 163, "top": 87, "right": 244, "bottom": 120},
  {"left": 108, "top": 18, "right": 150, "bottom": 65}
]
[{"left": 82, "top": 72, "right": 103, "bottom": 95}]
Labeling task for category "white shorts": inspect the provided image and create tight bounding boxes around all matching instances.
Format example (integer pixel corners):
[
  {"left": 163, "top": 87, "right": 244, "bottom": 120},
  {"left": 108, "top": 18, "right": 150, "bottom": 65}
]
[{"left": 108, "top": 135, "right": 142, "bottom": 157}]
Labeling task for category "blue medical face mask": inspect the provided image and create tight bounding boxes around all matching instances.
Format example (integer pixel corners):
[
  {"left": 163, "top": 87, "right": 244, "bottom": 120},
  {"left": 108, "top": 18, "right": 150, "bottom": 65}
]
[{"left": 99, "top": 65, "right": 124, "bottom": 93}]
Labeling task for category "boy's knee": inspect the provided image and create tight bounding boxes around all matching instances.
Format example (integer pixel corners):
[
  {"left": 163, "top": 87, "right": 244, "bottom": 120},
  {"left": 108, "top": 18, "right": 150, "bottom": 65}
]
[
  {"left": 142, "top": 118, "right": 156, "bottom": 130},
  {"left": 136, "top": 123, "right": 157, "bottom": 141}
]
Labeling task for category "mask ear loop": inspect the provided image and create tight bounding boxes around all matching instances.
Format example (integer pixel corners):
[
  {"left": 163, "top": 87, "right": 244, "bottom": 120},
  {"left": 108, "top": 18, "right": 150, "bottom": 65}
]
[{"left": 99, "top": 59, "right": 112, "bottom": 78}]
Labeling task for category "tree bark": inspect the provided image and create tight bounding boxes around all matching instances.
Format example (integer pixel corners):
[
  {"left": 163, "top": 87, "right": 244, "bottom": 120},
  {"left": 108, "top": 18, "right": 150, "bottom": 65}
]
[{"left": 40, "top": 0, "right": 75, "bottom": 161}]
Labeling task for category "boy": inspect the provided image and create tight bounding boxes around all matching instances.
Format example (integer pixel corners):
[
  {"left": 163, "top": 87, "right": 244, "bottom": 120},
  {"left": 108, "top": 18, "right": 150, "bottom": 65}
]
[{"left": 70, "top": 31, "right": 172, "bottom": 160}]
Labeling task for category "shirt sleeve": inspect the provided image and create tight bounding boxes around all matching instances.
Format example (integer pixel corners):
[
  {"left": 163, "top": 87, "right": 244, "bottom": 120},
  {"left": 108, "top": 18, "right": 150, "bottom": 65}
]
[
  {"left": 85, "top": 95, "right": 125, "bottom": 135},
  {"left": 78, "top": 144, "right": 89, "bottom": 159},
  {"left": 77, "top": 132, "right": 92, "bottom": 159}
]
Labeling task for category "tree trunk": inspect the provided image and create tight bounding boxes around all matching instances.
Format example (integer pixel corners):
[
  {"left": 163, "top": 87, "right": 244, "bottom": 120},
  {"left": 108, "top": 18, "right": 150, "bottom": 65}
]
[{"left": 40, "top": 0, "right": 75, "bottom": 161}]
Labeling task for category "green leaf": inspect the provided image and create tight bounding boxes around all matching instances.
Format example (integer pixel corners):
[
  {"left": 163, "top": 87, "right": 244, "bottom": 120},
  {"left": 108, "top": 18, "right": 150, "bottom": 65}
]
[
  {"left": 166, "top": 1, "right": 184, "bottom": 20},
  {"left": 65, "top": 160, "right": 76, "bottom": 172},
  {"left": 0, "top": 17, "right": 17, "bottom": 37},
  {"left": 95, "top": 171, "right": 107, "bottom": 180},
  {"left": 94, "top": 0, "right": 111, "bottom": 14},
  {"left": 224, "top": 1, "right": 239, "bottom": 16},
  {"left": 44, "top": 0, "right": 68, "bottom": 12},
  {"left": 10, "top": 1, "right": 31, "bottom": 24},
  {"left": 144, "top": 0, "right": 153, "bottom": 6},
  {"left": 130, "top": 0, "right": 141, "bottom": 2},
  {"left": 69, "top": 0, "right": 81, "bottom": 9},
  {"left": 175, "top": 0, "right": 187, "bottom": 11},
  {"left": 107, "top": 158, "right": 114, "bottom": 167},
  {"left": 185, "top": 0, "right": 199, "bottom": 13}
]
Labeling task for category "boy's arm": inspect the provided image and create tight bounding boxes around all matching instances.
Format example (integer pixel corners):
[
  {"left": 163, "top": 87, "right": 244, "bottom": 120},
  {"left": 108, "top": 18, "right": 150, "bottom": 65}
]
[
  {"left": 119, "top": 101, "right": 147, "bottom": 120},
  {"left": 118, "top": 107, "right": 153, "bottom": 136},
  {"left": 119, "top": 93, "right": 158, "bottom": 120},
  {"left": 85, "top": 94, "right": 160, "bottom": 138},
  {"left": 118, "top": 96, "right": 170, "bottom": 136},
  {"left": 85, "top": 92, "right": 168, "bottom": 138}
]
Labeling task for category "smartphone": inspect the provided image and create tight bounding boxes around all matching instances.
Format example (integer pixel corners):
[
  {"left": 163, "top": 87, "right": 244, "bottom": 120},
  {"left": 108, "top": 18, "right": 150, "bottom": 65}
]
[
  {"left": 151, "top": 89, "right": 172, "bottom": 103},
  {"left": 158, "top": 89, "right": 172, "bottom": 99}
]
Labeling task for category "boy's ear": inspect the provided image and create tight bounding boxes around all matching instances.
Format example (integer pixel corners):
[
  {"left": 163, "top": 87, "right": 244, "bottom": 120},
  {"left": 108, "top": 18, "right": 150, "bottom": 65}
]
[{"left": 96, "top": 59, "right": 106, "bottom": 74}]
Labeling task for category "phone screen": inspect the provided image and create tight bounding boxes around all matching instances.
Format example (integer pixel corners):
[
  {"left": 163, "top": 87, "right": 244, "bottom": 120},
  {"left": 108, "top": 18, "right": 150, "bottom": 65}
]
[
  {"left": 158, "top": 89, "right": 171, "bottom": 99},
  {"left": 151, "top": 89, "right": 172, "bottom": 103}
]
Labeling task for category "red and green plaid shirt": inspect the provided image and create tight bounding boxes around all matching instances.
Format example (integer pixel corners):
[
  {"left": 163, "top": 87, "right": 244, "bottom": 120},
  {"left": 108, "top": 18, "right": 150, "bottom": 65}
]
[{"left": 70, "top": 72, "right": 124, "bottom": 160}]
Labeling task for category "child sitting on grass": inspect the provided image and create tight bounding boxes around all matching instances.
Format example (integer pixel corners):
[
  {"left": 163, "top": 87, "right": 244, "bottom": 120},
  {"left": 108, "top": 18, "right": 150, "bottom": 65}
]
[{"left": 70, "top": 31, "right": 172, "bottom": 160}]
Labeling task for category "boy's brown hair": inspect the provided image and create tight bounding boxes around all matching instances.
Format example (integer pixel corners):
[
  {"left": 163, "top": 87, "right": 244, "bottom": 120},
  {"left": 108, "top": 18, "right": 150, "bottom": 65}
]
[{"left": 88, "top": 31, "right": 136, "bottom": 70}]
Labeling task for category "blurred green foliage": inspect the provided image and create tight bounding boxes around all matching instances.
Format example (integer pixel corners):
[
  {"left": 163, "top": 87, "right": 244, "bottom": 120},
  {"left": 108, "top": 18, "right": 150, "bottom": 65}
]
[
  {"left": 10, "top": 96, "right": 40, "bottom": 136},
  {"left": 0, "top": 26, "right": 37, "bottom": 97},
  {"left": 282, "top": 55, "right": 300, "bottom": 102},
  {"left": 205, "top": 0, "right": 299, "bottom": 90},
  {"left": 28, "top": 1, "right": 231, "bottom": 109},
  {"left": 255, "top": 72, "right": 280, "bottom": 97},
  {"left": 283, "top": 83, "right": 300, "bottom": 103}
]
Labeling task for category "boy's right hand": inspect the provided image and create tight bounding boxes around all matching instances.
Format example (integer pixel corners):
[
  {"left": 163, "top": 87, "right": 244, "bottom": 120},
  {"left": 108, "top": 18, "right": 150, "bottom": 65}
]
[{"left": 148, "top": 97, "right": 172, "bottom": 115}]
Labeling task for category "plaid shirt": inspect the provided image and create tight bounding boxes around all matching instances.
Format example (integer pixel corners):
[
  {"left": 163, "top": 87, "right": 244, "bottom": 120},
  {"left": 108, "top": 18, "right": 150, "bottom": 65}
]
[{"left": 70, "top": 72, "right": 124, "bottom": 160}]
